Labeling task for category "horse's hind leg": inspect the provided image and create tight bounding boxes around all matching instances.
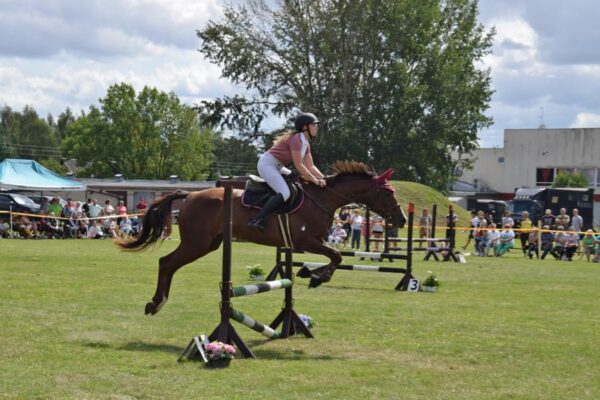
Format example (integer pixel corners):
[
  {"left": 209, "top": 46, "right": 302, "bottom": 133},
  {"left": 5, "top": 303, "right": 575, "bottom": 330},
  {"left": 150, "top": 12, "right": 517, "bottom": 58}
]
[{"left": 146, "top": 235, "right": 222, "bottom": 315}]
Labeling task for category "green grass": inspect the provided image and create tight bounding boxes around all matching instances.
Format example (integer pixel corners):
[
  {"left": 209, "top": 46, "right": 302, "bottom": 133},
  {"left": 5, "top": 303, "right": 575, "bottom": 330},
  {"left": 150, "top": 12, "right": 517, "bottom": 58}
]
[{"left": 1, "top": 235, "right": 599, "bottom": 399}]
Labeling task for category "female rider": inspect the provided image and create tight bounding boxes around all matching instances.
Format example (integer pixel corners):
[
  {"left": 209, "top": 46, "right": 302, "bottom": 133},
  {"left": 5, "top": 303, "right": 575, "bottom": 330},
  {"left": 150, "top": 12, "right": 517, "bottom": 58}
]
[{"left": 248, "top": 112, "right": 326, "bottom": 231}]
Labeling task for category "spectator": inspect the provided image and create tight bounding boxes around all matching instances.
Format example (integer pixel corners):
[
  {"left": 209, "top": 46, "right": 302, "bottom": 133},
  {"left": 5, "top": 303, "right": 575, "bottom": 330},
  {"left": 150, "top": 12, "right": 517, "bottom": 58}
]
[
  {"left": 102, "top": 217, "right": 118, "bottom": 238},
  {"left": 82, "top": 198, "right": 92, "bottom": 216},
  {"left": 484, "top": 223, "right": 500, "bottom": 257},
  {"left": 338, "top": 207, "right": 352, "bottom": 239},
  {"left": 582, "top": 229, "right": 599, "bottom": 262},
  {"left": 555, "top": 208, "right": 570, "bottom": 230},
  {"left": 461, "top": 211, "right": 477, "bottom": 251},
  {"left": 541, "top": 209, "right": 555, "bottom": 229},
  {"left": 328, "top": 222, "right": 347, "bottom": 248},
  {"left": 419, "top": 208, "right": 432, "bottom": 247},
  {"left": 527, "top": 227, "right": 539, "bottom": 259},
  {"left": 119, "top": 216, "right": 134, "bottom": 238},
  {"left": 370, "top": 214, "right": 385, "bottom": 251},
  {"left": 445, "top": 207, "right": 458, "bottom": 249},
  {"left": 39, "top": 197, "right": 50, "bottom": 215},
  {"left": 63, "top": 213, "right": 78, "bottom": 238},
  {"left": 87, "top": 199, "right": 102, "bottom": 218},
  {"left": 540, "top": 226, "right": 555, "bottom": 260},
  {"left": 87, "top": 221, "right": 104, "bottom": 239},
  {"left": 501, "top": 211, "right": 515, "bottom": 228},
  {"left": 136, "top": 197, "right": 148, "bottom": 213},
  {"left": 495, "top": 224, "right": 515, "bottom": 256},
  {"left": 103, "top": 199, "right": 115, "bottom": 216},
  {"left": 550, "top": 226, "right": 567, "bottom": 260},
  {"left": 39, "top": 212, "right": 62, "bottom": 238},
  {"left": 571, "top": 208, "right": 584, "bottom": 253},
  {"left": 116, "top": 200, "right": 127, "bottom": 225},
  {"left": 77, "top": 214, "right": 89, "bottom": 239},
  {"left": 563, "top": 227, "right": 579, "bottom": 261},
  {"left": 48, "top": 197, "right": 62, "bottom": 216},
  {"left": 473, "top": 211, "right": 488, "bottom": 256},
  {"left": 0, "top": 218, "right": 10, "bottom": 238},
  {"left": 518, "top": 211, "right": 533, "bottom": 256},
  {"left": 350, "top": 209, "right": 364, "bottom": 250}
]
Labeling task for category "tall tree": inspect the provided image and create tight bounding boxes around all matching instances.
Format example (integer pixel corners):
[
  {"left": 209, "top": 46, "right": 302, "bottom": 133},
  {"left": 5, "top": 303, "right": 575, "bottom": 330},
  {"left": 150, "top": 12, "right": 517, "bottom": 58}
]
[
  {"left": 197, "top": 0, "right": 494, "bottom": 190},
  {"left": 62, "top": 83, "right": 214, "bottom": 180}
]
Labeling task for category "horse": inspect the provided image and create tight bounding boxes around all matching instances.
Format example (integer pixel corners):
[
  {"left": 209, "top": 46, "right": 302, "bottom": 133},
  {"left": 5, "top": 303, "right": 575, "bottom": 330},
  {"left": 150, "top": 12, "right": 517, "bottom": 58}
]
[{"left": 117, "top": 161, "right": 407, "bottom": 315}]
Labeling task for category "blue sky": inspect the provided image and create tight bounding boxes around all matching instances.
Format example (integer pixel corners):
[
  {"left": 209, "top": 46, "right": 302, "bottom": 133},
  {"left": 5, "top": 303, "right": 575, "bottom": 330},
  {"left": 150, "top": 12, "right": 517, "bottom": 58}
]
[{"left": 1, "top": 0, "right": 599, "bottom": 148}]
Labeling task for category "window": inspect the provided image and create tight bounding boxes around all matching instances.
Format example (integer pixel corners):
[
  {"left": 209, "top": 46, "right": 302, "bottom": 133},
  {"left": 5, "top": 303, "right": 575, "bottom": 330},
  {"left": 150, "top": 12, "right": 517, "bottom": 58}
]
[
  {"left": 536, "top": 168, "right": 554, "bottom": 186},
  {"left": 498, "top": 157, "right": 504, "bottom": 163}
]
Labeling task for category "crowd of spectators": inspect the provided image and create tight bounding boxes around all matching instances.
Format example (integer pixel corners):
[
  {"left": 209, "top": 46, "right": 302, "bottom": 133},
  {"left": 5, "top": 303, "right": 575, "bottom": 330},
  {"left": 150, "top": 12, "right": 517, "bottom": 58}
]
[
  {"left": 462, "top": 207, "right": 600, "bottom": 262},
  {"left": 0, "top": 196, "right": 149, "bottom": 240}
]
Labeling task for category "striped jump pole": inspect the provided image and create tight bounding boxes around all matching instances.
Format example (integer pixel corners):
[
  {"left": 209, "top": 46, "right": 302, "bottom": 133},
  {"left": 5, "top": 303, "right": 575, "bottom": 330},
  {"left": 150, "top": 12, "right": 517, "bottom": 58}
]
[
  {"left": 339, "top": 250, "right": 408, "bottom": 261},
  {"left": 231, "top": 309, "right": 280, "bottom": 339},
  {"left": 294, "top": 261, "right": 407, "bottom": 274},
  {"left": 232, "top": 279, "right": 292, "bottom": 297}
]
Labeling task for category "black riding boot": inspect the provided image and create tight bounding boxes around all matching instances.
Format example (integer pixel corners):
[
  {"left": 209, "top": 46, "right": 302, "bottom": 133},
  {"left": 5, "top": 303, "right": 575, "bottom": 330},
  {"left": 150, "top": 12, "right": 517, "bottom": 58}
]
[{"left": 248, "top": 193, "right": 285, "bottom": 232}]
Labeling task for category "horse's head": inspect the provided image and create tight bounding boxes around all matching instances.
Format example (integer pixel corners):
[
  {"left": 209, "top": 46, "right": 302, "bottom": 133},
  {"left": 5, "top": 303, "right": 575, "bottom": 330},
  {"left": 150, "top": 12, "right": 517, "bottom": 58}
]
[
  {"left": 368, "top": 168, "right": 407, "bottom": 228},
  {"left": 324, "top": 161, "right": 407, "bottom": 228}
]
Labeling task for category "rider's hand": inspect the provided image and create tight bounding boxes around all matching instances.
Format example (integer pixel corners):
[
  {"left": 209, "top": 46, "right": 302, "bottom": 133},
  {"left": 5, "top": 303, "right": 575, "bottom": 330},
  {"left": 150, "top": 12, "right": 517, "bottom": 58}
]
[{"left": 316, "top": 178, "right": 326, "bottom": 187}]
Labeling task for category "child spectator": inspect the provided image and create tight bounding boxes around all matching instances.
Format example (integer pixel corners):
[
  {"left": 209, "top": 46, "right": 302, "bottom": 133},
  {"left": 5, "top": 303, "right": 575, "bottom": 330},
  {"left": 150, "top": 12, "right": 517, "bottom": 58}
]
[
  {"left": 328, "top": 222, "right": 347, "bottom": 248},
  {"left": 418, "top": 208, "right": 432, "bottom": 246},
  {"left": 540, "top": 226, "right": 555, "bottom": 260},
  {"left": 527, "top": 227, "right": 539, "bottom": 259},
  {"left": 119, "top": 216, "right": 134, "bottom": 238},
  {"left": 582, "top": 229, "right": 598, "bottom": 262}
]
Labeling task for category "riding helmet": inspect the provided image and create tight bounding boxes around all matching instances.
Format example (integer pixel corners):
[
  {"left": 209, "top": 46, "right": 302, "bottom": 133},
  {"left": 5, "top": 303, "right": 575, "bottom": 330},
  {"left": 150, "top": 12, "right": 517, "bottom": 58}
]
[{"left": 294, "top": 112, "right": 319, "bottom": 132}]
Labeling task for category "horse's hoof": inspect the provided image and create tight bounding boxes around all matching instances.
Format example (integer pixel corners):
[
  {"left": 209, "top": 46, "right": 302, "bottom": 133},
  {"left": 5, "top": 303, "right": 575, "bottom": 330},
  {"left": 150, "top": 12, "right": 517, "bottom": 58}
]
[
  {"left": 145, "top": 302, "right": 156, "bottom": 315},
  {"left": 297, "top": 267, "right": 312, "bottom": 278},
  {"left": 308, "top": 274, "right": 323, "bottom": 289}
]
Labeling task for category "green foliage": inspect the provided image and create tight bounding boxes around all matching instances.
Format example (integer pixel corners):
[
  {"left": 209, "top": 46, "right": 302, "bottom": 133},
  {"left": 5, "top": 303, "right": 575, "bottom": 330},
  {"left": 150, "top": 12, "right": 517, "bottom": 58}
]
[
  {"left": 0, "top": 106, "right": 62, "bottom": 166},
  {"left": 552, "top": 170, "right": 589, "bottom": 188},
  {"left": 197, "top": 0, "right": 494, "bottom": 190},
  {"left": 61, "top": 83, "right": 214, "bottom": 179},
  {"left": 422, "top": 271, "right": 440, "bottom": 287}
]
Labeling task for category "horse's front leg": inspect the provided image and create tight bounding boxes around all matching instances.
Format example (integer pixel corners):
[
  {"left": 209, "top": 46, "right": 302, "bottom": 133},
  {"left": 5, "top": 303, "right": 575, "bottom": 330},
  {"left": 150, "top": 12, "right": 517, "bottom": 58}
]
[{"left": 296, "top": 241, "right": 342, "bottom": 288}]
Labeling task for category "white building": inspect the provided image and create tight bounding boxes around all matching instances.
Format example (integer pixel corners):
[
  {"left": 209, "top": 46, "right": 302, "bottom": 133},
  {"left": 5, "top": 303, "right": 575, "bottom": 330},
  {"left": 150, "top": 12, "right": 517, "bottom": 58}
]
[{"left": 455, "top": 128, "right": 600, "bottom": 225}]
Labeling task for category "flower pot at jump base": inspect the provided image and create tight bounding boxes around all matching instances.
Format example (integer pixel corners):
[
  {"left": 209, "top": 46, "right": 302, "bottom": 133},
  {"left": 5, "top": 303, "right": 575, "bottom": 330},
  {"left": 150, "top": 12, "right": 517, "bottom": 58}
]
[
  {"left": 206, "top": 358, "right": 232, "bottom": 368},
  {"left": 422, "top": 286, "right": 438, "bottom": 293}
]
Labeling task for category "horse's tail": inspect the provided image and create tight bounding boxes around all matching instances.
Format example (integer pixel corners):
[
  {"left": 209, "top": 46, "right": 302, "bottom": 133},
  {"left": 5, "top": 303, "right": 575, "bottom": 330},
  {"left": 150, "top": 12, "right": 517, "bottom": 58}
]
[{"left": 116, "top": 191, "right": 190, "bottom": 252}]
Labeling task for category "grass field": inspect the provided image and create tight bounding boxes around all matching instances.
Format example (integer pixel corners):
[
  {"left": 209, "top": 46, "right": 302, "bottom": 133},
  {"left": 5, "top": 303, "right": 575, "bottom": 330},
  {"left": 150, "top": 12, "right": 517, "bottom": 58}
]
[{"left": 1, "top": 234, "right": 599, "bottom": 399}]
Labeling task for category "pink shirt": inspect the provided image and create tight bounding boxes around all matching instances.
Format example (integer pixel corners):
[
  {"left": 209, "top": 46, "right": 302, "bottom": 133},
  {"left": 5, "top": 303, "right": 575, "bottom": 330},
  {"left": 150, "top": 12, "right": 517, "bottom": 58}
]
[{"left": 268, "top": 133, "right": 310, "bottom": 166}]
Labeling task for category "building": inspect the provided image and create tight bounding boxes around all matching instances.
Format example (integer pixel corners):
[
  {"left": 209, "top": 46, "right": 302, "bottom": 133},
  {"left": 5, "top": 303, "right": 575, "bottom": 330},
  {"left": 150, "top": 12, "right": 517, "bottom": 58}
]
[{"left": 454, "top": 128, "right": 600, "bottom": 226}]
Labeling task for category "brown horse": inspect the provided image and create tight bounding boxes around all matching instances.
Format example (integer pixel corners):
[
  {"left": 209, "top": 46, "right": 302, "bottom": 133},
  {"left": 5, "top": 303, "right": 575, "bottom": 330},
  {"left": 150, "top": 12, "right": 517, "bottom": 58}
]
[{"left": 117, "top": 161, "right": 407, "bottom": 315}]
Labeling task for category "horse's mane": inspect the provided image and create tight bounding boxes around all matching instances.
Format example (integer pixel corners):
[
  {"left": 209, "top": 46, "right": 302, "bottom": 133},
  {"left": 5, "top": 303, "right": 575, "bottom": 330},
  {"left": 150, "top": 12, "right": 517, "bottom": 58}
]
[{"left": 326, "top": 161, "right": 375, "bottom": 180}]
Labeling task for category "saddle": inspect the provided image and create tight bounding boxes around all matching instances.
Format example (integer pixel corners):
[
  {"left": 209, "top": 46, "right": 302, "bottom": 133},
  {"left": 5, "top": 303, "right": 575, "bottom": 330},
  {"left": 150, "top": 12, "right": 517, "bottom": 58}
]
[{"left": 241, "top": 174, "right": 304, "bottom": 214}]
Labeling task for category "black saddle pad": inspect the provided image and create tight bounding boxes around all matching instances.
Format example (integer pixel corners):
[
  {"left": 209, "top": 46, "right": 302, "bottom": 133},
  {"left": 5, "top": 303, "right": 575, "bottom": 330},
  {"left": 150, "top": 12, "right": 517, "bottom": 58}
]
[{"left": 241, "top": 179, "right": 304, "bottom": 214}]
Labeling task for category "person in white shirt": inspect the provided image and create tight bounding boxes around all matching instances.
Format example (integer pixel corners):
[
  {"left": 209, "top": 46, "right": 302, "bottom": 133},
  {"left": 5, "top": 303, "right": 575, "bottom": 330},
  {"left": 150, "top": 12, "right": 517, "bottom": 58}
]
[
  {"left": 350, "top": 209, "right": 364, "bottom": 250},
  {"left": 328, "top": 223, "right": 347, "bottom": 248},
  {"left": 484, "top": 223, "right": 500, "bottom": 256},
  {"left": 87, "top": 221, "right": 104, "bottom": 239}
]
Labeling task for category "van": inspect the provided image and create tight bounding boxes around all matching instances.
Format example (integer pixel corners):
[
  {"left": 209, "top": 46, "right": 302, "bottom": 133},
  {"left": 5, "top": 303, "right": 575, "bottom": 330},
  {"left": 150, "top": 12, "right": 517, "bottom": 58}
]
[{"left": 0, "top": 193, "right": 41, "bottom": 215}]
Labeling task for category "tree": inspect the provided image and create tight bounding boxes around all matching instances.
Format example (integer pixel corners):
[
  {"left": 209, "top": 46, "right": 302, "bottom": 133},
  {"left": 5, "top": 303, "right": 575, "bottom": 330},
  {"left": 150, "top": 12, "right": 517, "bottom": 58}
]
[
  {"left": 552, "top": 171, "right": 588, "bottom": 188},
  {"left": 197, "top": 0, "right": 494, "bottom": 190},
  {"left": 209, "top": 134, "right": 259, "bottom": 178},
  {"left": 62, "top": 83, "right": 214, "bottom": 180}
]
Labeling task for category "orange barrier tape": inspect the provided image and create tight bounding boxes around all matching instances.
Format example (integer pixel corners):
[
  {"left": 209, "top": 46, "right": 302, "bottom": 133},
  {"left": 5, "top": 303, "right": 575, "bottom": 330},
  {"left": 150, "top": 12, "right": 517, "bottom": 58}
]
[{"left": 0, "top": 210, "right": 144, "bottom": 221}]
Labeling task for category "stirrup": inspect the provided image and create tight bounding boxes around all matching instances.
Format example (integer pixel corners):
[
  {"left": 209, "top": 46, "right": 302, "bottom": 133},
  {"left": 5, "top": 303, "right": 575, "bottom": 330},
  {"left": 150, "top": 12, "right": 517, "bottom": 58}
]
[{"left": 247, "top": 218, "right": 266, "bottom": 232}]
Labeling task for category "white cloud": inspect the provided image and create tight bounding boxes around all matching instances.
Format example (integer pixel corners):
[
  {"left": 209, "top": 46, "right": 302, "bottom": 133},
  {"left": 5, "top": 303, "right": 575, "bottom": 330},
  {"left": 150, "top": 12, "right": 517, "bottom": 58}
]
[{"left": 570, "top": 113, "right": 600, "bottom": 128}]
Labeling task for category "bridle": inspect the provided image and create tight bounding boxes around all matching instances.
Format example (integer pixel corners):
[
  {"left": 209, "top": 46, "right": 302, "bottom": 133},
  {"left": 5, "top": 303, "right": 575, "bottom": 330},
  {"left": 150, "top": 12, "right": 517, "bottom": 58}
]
[{"left": 299, "top": 178, "right": 402, "bottom": 222}]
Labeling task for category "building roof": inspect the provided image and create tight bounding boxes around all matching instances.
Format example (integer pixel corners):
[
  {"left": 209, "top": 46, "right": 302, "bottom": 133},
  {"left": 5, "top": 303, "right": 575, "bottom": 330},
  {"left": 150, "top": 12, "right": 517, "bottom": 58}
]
[{"left": 79, "top": 177, "right": 216, "bottom": 191}]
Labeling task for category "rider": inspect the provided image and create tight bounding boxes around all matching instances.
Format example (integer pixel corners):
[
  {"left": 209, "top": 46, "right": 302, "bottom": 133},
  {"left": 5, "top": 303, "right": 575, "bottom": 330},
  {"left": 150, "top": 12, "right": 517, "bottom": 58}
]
[{"left": 248, "top": 112, "right": 326, "bottom": 231}]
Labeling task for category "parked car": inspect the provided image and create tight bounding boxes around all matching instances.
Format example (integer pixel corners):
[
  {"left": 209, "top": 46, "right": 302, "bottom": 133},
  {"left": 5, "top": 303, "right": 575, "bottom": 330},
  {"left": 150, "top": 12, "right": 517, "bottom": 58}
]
[{"left": 0, "top": 193, "right": 41, "bottom": 215}]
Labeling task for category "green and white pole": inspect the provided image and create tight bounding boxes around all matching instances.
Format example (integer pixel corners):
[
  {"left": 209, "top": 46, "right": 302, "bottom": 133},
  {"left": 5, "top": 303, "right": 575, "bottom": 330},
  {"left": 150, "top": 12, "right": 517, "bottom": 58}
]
[
  {"left": 231, "top": 309, "right": 280, "bottom": 339},
  {"left": 231, "top": 279, "right": 292, "bottom": 297}
]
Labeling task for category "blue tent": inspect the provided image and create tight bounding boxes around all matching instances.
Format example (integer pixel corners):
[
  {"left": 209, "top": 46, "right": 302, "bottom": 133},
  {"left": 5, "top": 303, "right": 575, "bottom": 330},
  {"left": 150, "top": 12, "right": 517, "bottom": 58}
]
[{"left": 0, "top": 159, "right": 86, "bottom": 191}]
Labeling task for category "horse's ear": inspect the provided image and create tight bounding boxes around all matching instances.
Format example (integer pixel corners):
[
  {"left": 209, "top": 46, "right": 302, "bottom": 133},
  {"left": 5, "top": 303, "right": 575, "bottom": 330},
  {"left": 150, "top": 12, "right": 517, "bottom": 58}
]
[{"left": 375, "top": 168, "right": 394, "bottom": 184}]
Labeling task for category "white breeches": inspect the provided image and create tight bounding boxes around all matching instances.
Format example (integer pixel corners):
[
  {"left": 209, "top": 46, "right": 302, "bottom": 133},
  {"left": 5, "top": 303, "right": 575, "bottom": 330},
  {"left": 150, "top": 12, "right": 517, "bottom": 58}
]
[{"left": 257, "top": 152, "right": 292, "bottom": 201}]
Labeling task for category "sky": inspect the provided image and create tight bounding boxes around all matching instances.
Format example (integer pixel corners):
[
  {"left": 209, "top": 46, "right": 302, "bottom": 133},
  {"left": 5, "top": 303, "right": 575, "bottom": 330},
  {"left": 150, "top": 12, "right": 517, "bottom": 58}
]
[{"left": 1, "top": 0, "right": 599, "bottom": 148}]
